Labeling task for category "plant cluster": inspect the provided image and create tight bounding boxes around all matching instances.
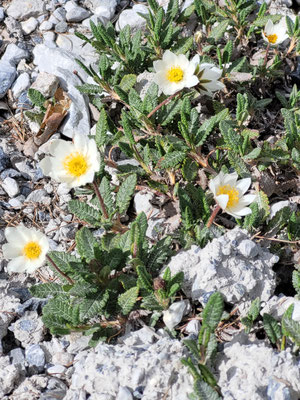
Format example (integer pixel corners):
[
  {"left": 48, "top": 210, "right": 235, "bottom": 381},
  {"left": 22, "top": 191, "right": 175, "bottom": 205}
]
[{"left": 4, "top": 0, "right": 300, "bottom": 375}]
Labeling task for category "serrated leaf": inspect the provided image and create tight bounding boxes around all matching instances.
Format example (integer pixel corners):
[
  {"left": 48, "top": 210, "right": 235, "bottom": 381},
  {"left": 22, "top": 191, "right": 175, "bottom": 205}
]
[
  {"left": 263, "top": 313, "right": 282, "bottom": 344},
  {"left": 76, "top": 227, "right": 97, "bottom": 262},
  {"left": 99, "top": 177, "right": 114, "bottom": 216},
  {"left": 202, "top": 292, "right": 224, "bottom": 331},
  {"left": 193, "top": 379, "right": 221, "bottom": 400},
  {"left": 119, "top": 74, "right": 137, "bottom": 92},
  {"left": 184, "top": 339, "right": 200, "bottom": 360},
  {"left": 137, "top": 264, "right": 153, "bottom": 293},
  {"left": 172, "top": 36, "right": 193, "bottom": 54},
  {"left": 141, "top": 293, "right": 162, "bottom": 311},
  {"left": 68, "top": 200, "right": 101, "bottom": 226},
  {"left": 247, "top": 297, "right": 261, "bottom": 321},
  {"left": 118, "top": 286, "right": 139, "bottom": 315},
  {"left": 30, "top": 283, "right": 66, "bottom": 298},
  {"left": 95, "top": 109, "right": 109, "bottom": 147},
  {"left": 282, "top": 304, "right": 300, "bottom": 346},
  {"left": 116, "top": 174, "right": 137, "bottom": 214},
  {"left": 208, "top": 19, "right": 229, "bottom": 41},
  {"left": 182, "top": 158, "right": 198, "bottom": 181},
  {"left": 158, "top": 151, "right": 186, "bottom": 169},
  {"left": 27, "top": 88, "right": 46, "bottom": 110},
  {"left": 79, "top": 290, "right": 110, "bottom": 321}
]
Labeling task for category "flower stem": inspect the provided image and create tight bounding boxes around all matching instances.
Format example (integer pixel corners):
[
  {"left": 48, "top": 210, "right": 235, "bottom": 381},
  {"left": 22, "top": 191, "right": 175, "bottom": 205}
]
[
  {"left": 206, "top": 205, "right": 221, "bottom": 228},
  {"left": 46, "top": 254, "right": 74, "bottom": 285},
  {"left": 147, "top": 90, "right": 181, "bottom": 119},
  {"left": 93, "top": 181, "right": 109, "bottom": 219},
  {"left": 263, "top": 43, "right": 270, "bottom": 67}
]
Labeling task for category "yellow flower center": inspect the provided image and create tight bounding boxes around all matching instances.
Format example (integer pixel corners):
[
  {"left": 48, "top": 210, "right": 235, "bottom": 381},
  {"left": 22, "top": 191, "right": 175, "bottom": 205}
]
[
  {"left": 265, "top": 33, "right": 278, "bottom": 44},
  {"left": 217, "top": 184, "right": 239, "bottom": 208},
  {"left": 166, "top": 66, "right": 184, "bottom": 83},
  {"left": 63, "top": 152, "right": 88, "bottom": 177},
  {"left": 23, "top": 241, "right": 42, "bottom": 260}
]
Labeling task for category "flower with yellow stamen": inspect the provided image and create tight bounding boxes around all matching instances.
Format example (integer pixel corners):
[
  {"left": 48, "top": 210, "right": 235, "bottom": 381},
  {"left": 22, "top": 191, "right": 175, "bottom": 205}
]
[
  {"left": 191, "top": 55, "right": 225, "bottom": 96},
  {"left": 153, "top": 50, "right": 199, "bottom": 95},
  {"left": 39, "top": 133, "right": 100, "bottom": 188},
  {"left": 262, "top": 19, "right": 288, "bottom": 46},
  {"left": 209, "top": 171, "right": 256, "bottom": 218},
  {"left": 2, "top": 225, "right": 49, "bottom": 274}
]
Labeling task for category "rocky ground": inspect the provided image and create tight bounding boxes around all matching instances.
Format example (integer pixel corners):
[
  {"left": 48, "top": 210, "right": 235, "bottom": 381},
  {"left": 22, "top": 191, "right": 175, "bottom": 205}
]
[{"left": 0, "top": 0, "right": 300, "bottom": 399}]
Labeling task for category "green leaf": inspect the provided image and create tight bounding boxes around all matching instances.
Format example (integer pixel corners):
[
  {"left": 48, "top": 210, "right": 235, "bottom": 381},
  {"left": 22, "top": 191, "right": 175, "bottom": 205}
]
[
  {"left": 182, "top": 158, "right": 198, "bottom": 181},
  {"left": 43, "top": 295, "right": 80, "bottom": 326},
  {"left": 95, "top": 109, "right": 109, "bottom": 147},
  {"left": 193, "top": 379, "right": 221, "bottom": 400},
  {"left": 282, "top": 304, "right": 300, "bottom": 346},
  {"left": 292, "top": 270, "right": 300, "bottom": 295},
  {"left": 247, "top": 297, "right": 261, "bottom": 321},
  {"left": 79, "top": 290, "right": 110, "bottom": 321},
  {"left": 141, "top": 294, "right": 162, "bottom": 311},
  {"left": 172, "top": 36, "right": 193, "bottom": 54},
  {"left": 119, "top": 74, "right": 137, "bottom": 92},
  {"left": 158, "top": 151, "right": 186, "bottom": 169},
  {"left": 76, "top": 84, "right": 103, "bottom": 95},
  {"left": 118, "top": 286, "right": 139, "bottom": 315},
  {"left": 116, "top": 174, "right": 137, "bottom": 214},
  {"left": 76, "top": 227, "right": 97, "bottom": 262},
  {"left": 137, "top": 264, "right": 153, "bottom": 293},
  {"left": 68, "top": 200, "right": 101, "bottom": 226},
  {"left": 184, "top": 339, "right": 200, "bottom": 361},
  {"left": 263, "top": 313, "right": 282, "bottom": 344},
  {"left": 47, "top": 252, "right": 79, "bottom": 283},
  {"left": 121, "top": 111, "right": 135, "bottom": 145},
  {"left": 208, "top": 19, "right": 229, "bottom": 41},
  {"left": 99, "top": 177, "right": 114, "bottom": 216},
  {"left": 30, "top": 283, "right": 66, "bottom": 298},
  {"left": 202, "top": 292, "right": 224, "bottom": 331},
  {"left": 27, "top": 88, "right": 46, "bottom": 110}
]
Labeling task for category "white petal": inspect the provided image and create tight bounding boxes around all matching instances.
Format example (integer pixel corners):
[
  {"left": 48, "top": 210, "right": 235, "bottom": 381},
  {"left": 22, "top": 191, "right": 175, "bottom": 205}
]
[
  {"left": 153, "top": 59, "right": 165, "bottom": 72},
  {"left": 265, "top": 19, "right": 274, "bottom": 34},
  {"left": 7, "top": 256, "right": 27, "bottom": 274},
  {"left": 223, "top": 172, "right": 238, "bottom": 186},
  {"left": 2, "top": 243, "right": 23, "bottom": 258},
  {"left": 5, "top": 225, "right": 28, "bottom": 244},
  {"left": 184, "top": 75, "right": 199, "bottom": 88},
  {"left": 191, "top": 54, "right": 200, "bottom": 65},
  {"left": 235, "top": 178, "right": 251, "bottom": 195},
  {"left": 74, "top": 133, "right": 89, "bottom": 154},
  {"left": 228, "top": 206, "right": 252, "bottom": 217},
  {"left": 215, "top": 194, "right": 229, "bottom": 209},
  {"left": 39, "top": 157, "right": 53, "bottom": 177},
  {"left": 163, "top": 50, "right": 178, "bottom": 64},
  {"left": 239, "top": 194, "right": 257, "bottom": 205}
]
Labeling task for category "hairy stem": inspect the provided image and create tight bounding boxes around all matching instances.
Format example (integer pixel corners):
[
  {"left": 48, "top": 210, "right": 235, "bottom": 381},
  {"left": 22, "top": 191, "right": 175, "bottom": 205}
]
[
  {"left": 46, "top": 254, "right": 74, "bottom": 285},
  {"left": 206, "top": 205, "right": 221, "bottom": 228},
  {"left": 93, "top": 181, "right": 109, "bottom": 219},
  {"left": 263, "top": 43, "right": 270, "bottom": 67},
  {"left": 147, "top": 90, "right": 181, "bottom": 119}
]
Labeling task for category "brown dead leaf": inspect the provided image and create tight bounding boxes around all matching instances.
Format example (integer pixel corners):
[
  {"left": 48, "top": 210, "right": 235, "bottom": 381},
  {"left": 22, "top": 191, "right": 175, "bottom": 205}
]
[{"left": 23, "top": 88, "right": 71, "bottom": 157}]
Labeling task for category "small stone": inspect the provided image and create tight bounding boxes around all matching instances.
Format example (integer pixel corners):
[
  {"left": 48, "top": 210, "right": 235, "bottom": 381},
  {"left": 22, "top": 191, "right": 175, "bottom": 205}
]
[
  {"left": 2, "top": 44, "right": 29, "bottom": 66},
  {"left": 26, "top": 189, "right": 49, "bottom": 203},
  {"left": 93, "top": 0, "right": 117, "bottom": 24},
  {"left": 25, "top": 344, "right": 46, "bottom": 371},
  {"left": 163, "top": 300, "right": 190, "bottom": 331},
  {"left": 0, "top": 148, "right": 10, "bottom": 172},
  {"left": 31, "top": 71, "right": 59, "bottom": 98},
  {"left": 12, "top": 72, "right": 31, "bottom": 99},
  {"left": 116, "top": 386, "right": 133, "bottom": 400},
  {"left": 185, "top": 319, "right": 200, "bottom": 335},
  {"left": 116, "top": 4, "right": 148, "bottom": 32},
  {"left": 9, "top": 197, "right": 24, "bottom": 208},
  {"left": 21, "top": 17, "right": 38, "bottom": 34},
  {"left": 55, "top": 21, "right": 68, "bottom": 33},
  {"left": 6, "top": 0, "right": 46, "bottom": 20},
  {"left": 292, "top": 301, "right": 300, "bottom": 321},
  {"left": 47, "top": 364, "right": 67, "bottom": 375},
  {"left": 9, "top": 348, "right": 25, "bottom": 368},
  {"left": 238, "top": 239, "right": 258, "bottom": 258},
  {"left": 2, "top": 177, "right": 19, "bottom": 197},
  {"left": 66, "top": 4, "right": 90, "bottom": 22},
  {"left": 52, "top": 351, "right": 74, "bottom": 366},
  {"left": 0, "top": 8, "right": 5, "bottom": 22},
  {"left": 10, "top": 311, "right": 45, "bottom": 346},
  {"left": 0, "top": 61, "right": 17, "bottom": 98},
  {"left": 40, "top": 20, "right": 54, "bottom": 31},
  {"left": 0, "top": 356, "right": 20, "bottom": 397},
  {"left": 17, "top": 90, "right": 33, "bottom": 110}
]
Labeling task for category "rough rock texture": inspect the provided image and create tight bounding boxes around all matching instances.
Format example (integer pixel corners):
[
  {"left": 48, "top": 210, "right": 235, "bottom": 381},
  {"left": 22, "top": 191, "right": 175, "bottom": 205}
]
[
  {"left": 216, "top": 333, "right": 300, "bottom": 400},
  {"left": 6, "top": 0, "right": 46, "bottom": 21},
  {"left": 0, "top": 282, "right": 20, "bottom": 351},
  {"left": 0, "top": 355, "right": 21, "bottom": 397},
  {"left": 9, "top": 311, "right": 45, "bottom": 347},
  {"left": 163, "top": 227, "right": 278, "bottom": 304},
  {"left": 64, "top": 329, "right": 193, "bottom": 400}
]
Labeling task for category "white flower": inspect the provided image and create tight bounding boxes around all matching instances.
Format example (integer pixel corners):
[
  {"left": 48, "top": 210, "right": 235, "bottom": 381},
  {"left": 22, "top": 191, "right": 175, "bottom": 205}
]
[
  {"left": 153, "top": 50, "right": 199, "bottom": 95},
  {"left": 3, "top": 225, "right": 49, "bottom": 274},
  {"left": 192, "top": 55, "right": 225, "bottom": 96},
  {"left": 209, "top": 171, "right": 256, "bottom": 218},
  {"left": 39, "top": 133, "right": 100, "bottom": 188},
  {"left": 262, "top": 19, "right": 288, "bottom": 45}
]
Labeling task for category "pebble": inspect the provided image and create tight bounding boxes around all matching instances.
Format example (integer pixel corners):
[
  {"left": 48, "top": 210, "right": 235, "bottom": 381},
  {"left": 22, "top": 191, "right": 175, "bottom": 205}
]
[
  {"left": 6, "top": 0, "right": 46, "bottom": 20},
  {"left": 47, "top": 364, "right": 67, "bottom": 375},
  {"left": 2, "top": 43, "right": 30, "bottom": 66},
  {"left": 2, "top": 177, "right": 19, "bottom": 197},
  {"left": 21, "top": 17, "right": 38, "bottom": 34},
  {"left": 9, "top": 348, "right": 26, "bottom": 368},
  {"left": 116, "top": 386, "right": 133, "bottom": 400},
  {"left": 0, "top": 7, "right": 4, "bottom": 22},
  {"left": 65, "top": 4, "right": 90, "bottom": 22},
  {"left": 40, "top": 20, "right": 54, "bottom": 31},
  {"left": 116, "top": 4, "right": 148, "bottom": 32},
  {"left": 26, "top": 189, "right": 49, "bottom": 204},
  {"left": 25, "top": 344, "right": 46, "bottom": 371},
  {"left": 0, "top": 148, "right": 10, "bottom": 172},
  {"left": 185, "top": 319, "right": 200, "bottom": 335},
  {"left": 238, "top": 239, "right": 258, "bottom": 258},
  {"left": 12, "top": 72, "right": 31, "bottom": 99},
  {"left": 0, "top": 61, "right": 17, "bottom": 99},
  {"left": 52, "top": 351, "right": 74, "bottom": 366},
  {"left": 93, "top": 0, "right": 117, "bottom": 24},
  {"left": 31, "top": 71, "right": 59, "bottom": 98},
  {"left": 163, "top": 300, "right": 190, "bottom": 331},
  {"left": 55, "top": 21, "right": 68, "bottom": 33}
]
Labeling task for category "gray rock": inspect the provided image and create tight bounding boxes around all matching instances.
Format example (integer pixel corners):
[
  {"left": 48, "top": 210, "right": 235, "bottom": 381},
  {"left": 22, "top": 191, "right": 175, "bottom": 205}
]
[
  {"left": 55, "top": 21, "right": 68, "bottom": 33},
  {"left": 4, "top": 16, "right": 23, "bottom": 38},
  {"left": 12, "top": 72, "right": 31, "bottom": 99},
  {"left": 6, "top": 0, "right": 46, "bottom": 21},
  {"left": 0, "top": 61, "right": 17, "bottom": 98},
  {"left": 2, "top": 43, "right": 29, "bottom": 66},
  {"left": 66, "top": 333, "right": 90, "bottom": 354},
  {"left": 116, "top": 4, "right": 148, "bottom": 32},
  {"left": 64, "top": 332, "right": 192, "bottom": 399},
  {"left": 136, "top": 71, "right": 161, "bottom": 100},
  {"left": 49, "top": 7, "right": 66, "bottom": 24},
  {"left": 52, "top": 351, "right": 74, "bottom": 366},
  {"left": 185, "top": 320, "right": 200, "bottom": 335},
  {"left": 216, "top": 333, "right": 300, "bottom": 400},
  {"left": 25, "top": 344, "right": 46, "bottom": 371},
  {"left": 10, "top": 348, "right": 26, "bottom": 369},
  {"left": 2, "top": 177, "right": 19, "bottom": 197},
  {"left": 10, "top": 311, "right": 45, "bottom": 347},
  {"left": 269, "top": 200, "right": 297, "bottom": 220},
  {"left": 163, "top": 228, "right": 278, "bottom": 304},
  {"left": 0, "top": 8, "right": 4, "bottom": 22},
  {"left": 267, "top": 377, "right": 292, "bottom": 400},
  {"left": 40, "top": 20, "right": 54, "bottom": 31},
  {"left": 0, "top": 356, "right": 20, "bottom": 397},
  {"left": 0, "top": 148, "right": 10, "bottom": 172},
  {"left": 11, "top": 375, "right": 48, "bottom": 399},
  {"left": 0, "top": 284, "right": 20, "bottom": 348},
  {"left": 26, "top": 189, "right": 49, "bottom": 204},
  {"left": 31, "top": 71, "right": 59, "bottom": 98},
  {"left": 9, "top": 197, "right": 24, "bottom": 208},
  {"left": 238, "top": 239, "right": 258, "bottom": 258},
  {"left": 116, "top": 386, "right": 133, "bottom": 400},
  {"left": 33, "top": 44, "right": 90, "bottom": 138},
  {"left": 21, "top": 16, "right": 38, "bottom": 34},
  {"left": 47, "top": 364, "right": 67, "bottom": 376},
  {"left": 93, "top": 0, "right": 117, "bottom": 25},
  {"left": 261, "top": 296, "right": 296, "bottom": 321},
  {"left": 66, "top": 4, "right": 90, "bottom": 22}
]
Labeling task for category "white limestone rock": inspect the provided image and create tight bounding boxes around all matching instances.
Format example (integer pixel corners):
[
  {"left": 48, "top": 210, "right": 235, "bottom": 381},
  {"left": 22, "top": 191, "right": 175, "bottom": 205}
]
[
  {"left": 2, "top": 44, "right": 29, "bottom": 66},
  {"left": 0, "top": 61, "right": 17, "bottom": 99},
  {"left": 12, "top": 72, "right": 30, "bottom": 99},
  {"left": 6, "top": 0, "right": 46, "bottom": 21},
  {"left": 116, "top": 4, "right": 148, "bottom": 32},
  {"left": 163, "top": 300, "right": 190, "bottom": 331},
  {"left": 163, "top": 227, "right": 278, "bottom": 304},
  {"left": 9, "top": 311, "right": 45, "bottom": 347},
  {"left": 21, "top": 17, "right": 38, "bottom": 34},
  {"left": 33, "top": 44, "right": 90, "bottom": 138},
  {"left": 216, "top": 333, "right": 300, "bottom": 399},
  {"left": 30, "top": 71, "right": 59, "bottom": 98},
  {"left": 0, "top": 356, "right": 20, "bottom": 397}
]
